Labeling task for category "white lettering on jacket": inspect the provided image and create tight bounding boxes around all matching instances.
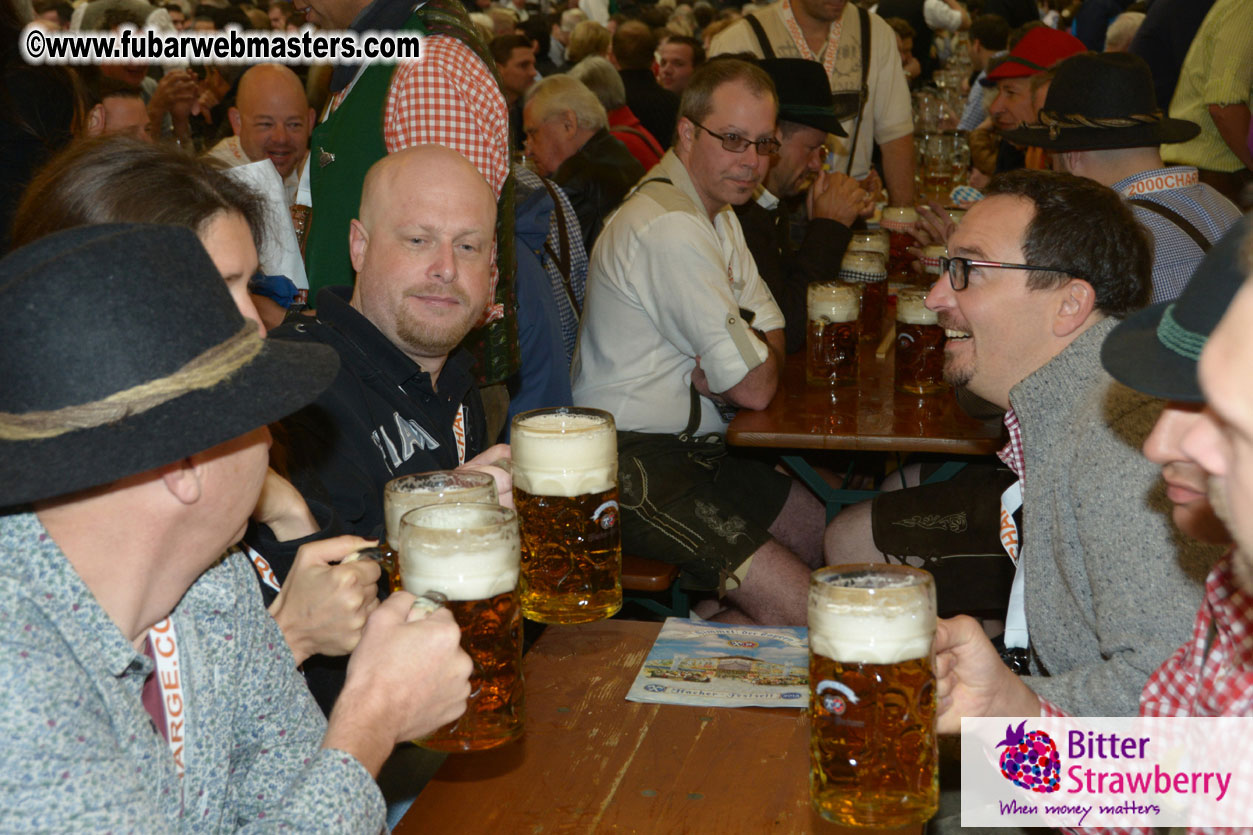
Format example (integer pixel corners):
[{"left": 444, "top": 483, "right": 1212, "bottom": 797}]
[{"left": 371, "top": 411, "right": 441, "bottom": 470}]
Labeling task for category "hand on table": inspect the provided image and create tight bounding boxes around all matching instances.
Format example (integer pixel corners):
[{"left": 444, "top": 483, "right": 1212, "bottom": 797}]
[
  {"left": 268, "top": 535, "right": 381, "bottom": 665},
  {"left": 934, "top": 615, "right": 1041, "bottom": 733}
]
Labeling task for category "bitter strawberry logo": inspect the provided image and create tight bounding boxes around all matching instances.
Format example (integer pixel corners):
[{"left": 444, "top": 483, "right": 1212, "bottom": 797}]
[{"left": 996, "top": 721, "right": 1061, "bottom": 793}]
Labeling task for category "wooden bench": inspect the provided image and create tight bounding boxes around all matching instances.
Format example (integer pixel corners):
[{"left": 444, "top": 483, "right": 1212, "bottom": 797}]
[{"left": 620, "top": 554, "right": 687, "bottom": 619}]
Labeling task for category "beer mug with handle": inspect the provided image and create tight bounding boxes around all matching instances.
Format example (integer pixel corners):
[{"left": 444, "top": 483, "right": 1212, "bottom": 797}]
[
  {"left": 808, "top": 564, "right": 938, "bottom": 827},
  {"left": 511, "top": 406, "right": 621, "bottom": 624},
  {"left": 400, "top": 502, "right": 524, "bottom": 752},
  {"left": 381, "top": 471, "right": 498, "bottom": 592}
]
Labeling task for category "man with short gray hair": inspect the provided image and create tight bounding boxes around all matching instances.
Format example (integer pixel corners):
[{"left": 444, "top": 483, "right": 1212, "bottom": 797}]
[{"left": 523, "top": 74, "right": 644, "bottom": 251}]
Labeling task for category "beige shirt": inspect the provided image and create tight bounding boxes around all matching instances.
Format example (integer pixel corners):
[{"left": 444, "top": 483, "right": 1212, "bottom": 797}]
[{"left": 709, "top": 1, "right": 914, "bottom": 179}]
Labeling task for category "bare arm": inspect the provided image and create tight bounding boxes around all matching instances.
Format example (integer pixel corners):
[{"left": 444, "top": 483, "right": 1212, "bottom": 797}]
[
  {"left": 879, "top": 133, "right": 916, "bottom": 207},
  {"left": 1207, "top": 103, "right": 1253, "bottom": 170},
  {"left": 715, "top": 328, "right": 783, "bottom": 411}
]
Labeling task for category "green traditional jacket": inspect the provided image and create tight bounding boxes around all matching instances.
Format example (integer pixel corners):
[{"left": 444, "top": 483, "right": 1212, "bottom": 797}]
[{"left": 304, "top": 4, "right": 518, "bottom": 385}]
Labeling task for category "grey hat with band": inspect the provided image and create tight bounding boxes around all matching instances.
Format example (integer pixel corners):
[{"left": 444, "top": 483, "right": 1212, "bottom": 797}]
[
  {"left": 1101, "top": 215, "right": 1252, "bottom": 402},
  {"left": 0, "top": 223, "right": 339, "bottom": 507}
]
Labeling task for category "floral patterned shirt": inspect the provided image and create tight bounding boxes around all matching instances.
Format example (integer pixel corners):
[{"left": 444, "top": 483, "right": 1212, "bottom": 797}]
[{"left": 0, "top": 510, "right": 384, "bottom": 833}]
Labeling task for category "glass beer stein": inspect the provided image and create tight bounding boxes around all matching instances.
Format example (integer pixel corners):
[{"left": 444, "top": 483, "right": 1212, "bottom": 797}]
[
  {"left": 381, "top": 471, "right": 498, "bottom": 592},
  {"left": 838, "top": 251, "right": 888, "bottom": 343},
  {"left": 894, "top": 288, "right": 947, "bottom": 395},
  {"left": 510, "top": 407, "right": 621, "bottom": 624},
  {"left": 808, "top": 564, "right": 938, "bottom": 828},
  {"left": 400, "top": 502, "right": 524, "bottom": 752},
  {"left": 806, "top": 282, "right": 860, "bottom": 386}
]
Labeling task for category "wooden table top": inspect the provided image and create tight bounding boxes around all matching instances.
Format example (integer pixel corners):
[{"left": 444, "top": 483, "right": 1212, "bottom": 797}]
[
  {"left": 727, "top": 341, "right": 1005, "bottom": 454},
  {"left": 396, "top": 619, "right": 916, "bottom": 834}
]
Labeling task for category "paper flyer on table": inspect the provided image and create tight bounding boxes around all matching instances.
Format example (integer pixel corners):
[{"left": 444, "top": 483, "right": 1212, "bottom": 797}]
[{"left": 625, "top": 617, "right": 809, "bottom": 708}]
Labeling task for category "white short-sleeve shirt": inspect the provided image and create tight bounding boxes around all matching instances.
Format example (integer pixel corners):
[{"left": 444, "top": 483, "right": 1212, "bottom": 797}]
[{"left": 572, "top": 151, "right": 785, "bottom": 436}]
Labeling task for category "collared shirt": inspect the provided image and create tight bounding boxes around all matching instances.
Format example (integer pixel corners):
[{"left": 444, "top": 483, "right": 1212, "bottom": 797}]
[
  {"left": 1113, "top": 166, "right": 1242, "bottom": 304},
  {"left": 958, "top": 65, "right": 998, "bottom": 132},
  {"left": 204, "top": 136, "right": 302, "bottom": 205},
  {"left": 1161, "top": 0, "right": 1253, "bottom": 173},
  {"left": 0, "top": 511, "right": 383, "bottom": 832},
  {"left": 273, "top": 286, "right": 482, "bottom": 541},
  {"left": 513, "top": 165, "right": 588, "bottom": 365},
  {"left": 1041, "top": 551, "right": 1253, "bottom": 835},
  {"left": 996, "top": 407, "right": 1025, "bottom": 482},
  {"left": 573, "top": 150, "right": 785, "bottom": 436},
  {"left": 708, "top": 1, "right": 914, "bottom": 180}
]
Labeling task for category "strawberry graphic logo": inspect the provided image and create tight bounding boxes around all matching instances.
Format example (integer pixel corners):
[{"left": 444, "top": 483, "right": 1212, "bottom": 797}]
[{"left": 996, "top": 721, "right": 1061, "bottom": 793}]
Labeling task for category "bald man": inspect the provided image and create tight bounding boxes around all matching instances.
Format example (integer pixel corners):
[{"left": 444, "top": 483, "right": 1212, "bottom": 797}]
[
  {"left": 204, "top": 63, "right": 314, "bottom": 204},
  {"left": 262, "top": 145, "right": 510, "bottom": 711}
]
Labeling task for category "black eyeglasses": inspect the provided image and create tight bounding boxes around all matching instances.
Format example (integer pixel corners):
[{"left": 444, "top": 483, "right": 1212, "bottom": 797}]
[
  {"left": 691, "top": 120, "right": 781, "bottom": 156},
  {"left": 939, "top": 256, "right": 1080, "bottom": 291}
]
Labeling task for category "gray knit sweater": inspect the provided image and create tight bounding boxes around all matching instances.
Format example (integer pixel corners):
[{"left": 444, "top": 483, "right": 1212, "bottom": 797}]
[{"left": 1013, "top": 317, "right": 1223, "bottom": 715}]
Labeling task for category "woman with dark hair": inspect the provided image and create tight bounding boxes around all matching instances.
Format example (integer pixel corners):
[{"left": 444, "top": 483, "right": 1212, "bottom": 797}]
[{"left": 11, "top": 136, "right": 382, "bottom": 669}]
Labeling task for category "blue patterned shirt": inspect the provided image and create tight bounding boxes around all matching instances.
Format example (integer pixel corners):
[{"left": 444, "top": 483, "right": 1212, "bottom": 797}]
[
  {"left": 513, "top": 165, "right": 589, "bottom": 364},
  {"left": 0, "top": 511, "right": 385, "bottom": 833},
  {"left": 1113, "top": 166, "right": 1242, "bottom": 304}
]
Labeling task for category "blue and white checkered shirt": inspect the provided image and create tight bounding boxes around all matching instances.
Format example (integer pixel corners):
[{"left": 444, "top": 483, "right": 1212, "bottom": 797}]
[
  {"left": 1113, "top": 167, "right": 1243, "bottom": 304},
  {"left": 513, "top": 165, "right": 589, "bottom": 364},
  {"left": 958, "top": 67, "right": 996, "bottom": 132}
]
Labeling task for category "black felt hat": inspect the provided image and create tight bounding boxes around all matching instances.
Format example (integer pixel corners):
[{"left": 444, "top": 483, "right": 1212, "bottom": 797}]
[
  {"left": 0, "top": 223, "right": 338, "bottom": 506},
  {"left": 1101, "top": 215, "right": 1251, "bottom": 402},
  {"left": 759, "top": 58, "right": 848, "bottom": 138},
  {"left": 1002, "top": 52, "right": 1200, "bottom": 151}
]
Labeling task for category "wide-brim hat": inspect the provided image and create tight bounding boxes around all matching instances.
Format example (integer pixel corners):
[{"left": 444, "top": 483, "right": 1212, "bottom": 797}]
[
  {"left": 1003, "top": 52, "right": 1200, "bottom": 151},
  {"left": 1101, "top": 215, "right": 1252, "bottom": 402},
  {"left": 0, "top": 223, "right": 339, "bottom": 507},
  {"left": 981, "top": 27, "right": 1085, "bottom": 86},
  {"left": 759, "top": 58, "right": 848, "bottom": 138}
]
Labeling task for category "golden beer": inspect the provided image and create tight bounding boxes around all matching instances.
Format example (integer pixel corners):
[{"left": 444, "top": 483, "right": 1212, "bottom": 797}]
[
  {"left": 808, "top": 564, "right": 938, "bottom": 828},
  {"left": 895, "top": 289, "right": 947, "bottom": 395},
  {"left": 400, "top": 502, "right": 523, "bottom": 752},
  {"left": 381, "top": 471, "right": 498, "bottom": 592},
  {"left": 511, "top": 407, "right": 621, "bottom": 624},
  {"left": 806, "top": 282, "right": 860, "bottom": 386},
  {"left": 838, "top": 251, "right": 887, "bottom": 343}
]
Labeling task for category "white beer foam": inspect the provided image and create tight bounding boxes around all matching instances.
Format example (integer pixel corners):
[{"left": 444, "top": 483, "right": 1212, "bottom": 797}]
[
  {"left": 808, "top": 283, "right": 859, "bottom": 323},
  {"left": 399, "top": 505, "right": 520, "bottom": 601},
  {"left": 839, "top": 250, "right": 887, "bottom": 277},
  {"left": 808, "top": 574, "right": 935, "bottom": 664},
  {"left": 512, "top": 412, "right": 616, "bottom": 497},
  {"left": 896, "top": 290, "right": 938, "bottom": 325},
  {"left": 882, "top": 206, "right": 919, "bottom": 225},
  {"left": 384, "top": 480, "right": 496, "bottom": 544},
  {"left": 850, "top": 231, "right": 890, "bottom": 256}
]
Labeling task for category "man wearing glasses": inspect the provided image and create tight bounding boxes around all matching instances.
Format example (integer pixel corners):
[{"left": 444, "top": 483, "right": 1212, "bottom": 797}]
[
  {"left": 734, "top": 58, "right": 875, "bottom": 355},
  {"left": 833, "top": 169, "right": 1222, "bottom": 716},
  {"left": 573, "top": 59, "right": 831, "bottom": 626}
]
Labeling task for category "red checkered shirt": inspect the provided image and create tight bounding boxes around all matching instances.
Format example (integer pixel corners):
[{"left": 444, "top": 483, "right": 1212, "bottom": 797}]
[
  {"left": 329, "top": 35, "right": 510, "bottom": 319},
  {"left": 1039, "top": 550, "right": 1253, "bottom": 835},
  {"left": 997, "top": 407, "right": 1025, "bottom": 482}
]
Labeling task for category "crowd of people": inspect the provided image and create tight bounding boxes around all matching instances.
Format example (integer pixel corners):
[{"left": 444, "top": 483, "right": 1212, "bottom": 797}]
[{"left": 2, "top": 0, "right": 1252, "bottom": 828}]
